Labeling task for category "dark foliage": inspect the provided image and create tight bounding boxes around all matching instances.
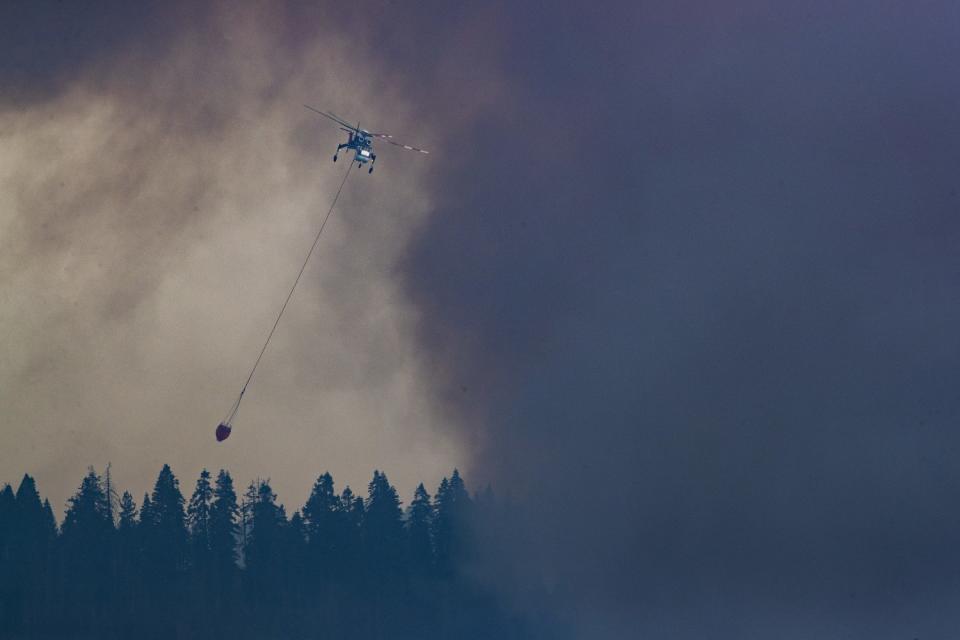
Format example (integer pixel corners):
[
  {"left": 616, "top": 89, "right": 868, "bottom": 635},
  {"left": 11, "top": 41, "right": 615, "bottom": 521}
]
[{"left": 0, "top": 465, "right": 545, "bottom": 639}]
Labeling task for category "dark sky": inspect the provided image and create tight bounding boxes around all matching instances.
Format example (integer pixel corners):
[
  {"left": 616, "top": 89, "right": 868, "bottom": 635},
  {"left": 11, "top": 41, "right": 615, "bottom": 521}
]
[{"left": 4, "top": 2, "right": 960, "bottom": 637}]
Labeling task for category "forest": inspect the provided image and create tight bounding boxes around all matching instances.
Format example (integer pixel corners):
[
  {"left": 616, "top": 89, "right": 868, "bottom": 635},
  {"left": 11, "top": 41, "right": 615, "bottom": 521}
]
[{"left": 0, "top": 465, "right": 549, "bottom": 639}]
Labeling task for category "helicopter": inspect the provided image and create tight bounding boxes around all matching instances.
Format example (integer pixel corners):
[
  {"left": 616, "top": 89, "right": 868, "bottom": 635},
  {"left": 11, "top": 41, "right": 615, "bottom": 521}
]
[{"left": 304, "top": 104, "right": 429, "bottom": 174}]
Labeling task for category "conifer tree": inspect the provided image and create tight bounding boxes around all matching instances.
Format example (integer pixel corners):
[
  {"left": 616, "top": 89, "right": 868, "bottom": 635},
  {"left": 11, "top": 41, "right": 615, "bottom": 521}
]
[
  {"left": 141, "top": 464, "right": 188, "bottom": 578},
  {"left": 103, "top": 462, "right": 118, "bottom": 527},
  {"left": 116, "top": 491, "right": 139, "bottom": 565},
  {"left": 338, "top": 486, "right": 364, "bottom": 579},
  {"left": 40, "top": 499, "right": 56, "bottom": 540},
  {"left": 246, "top": 481, "right": 286, "bottom": 562},
  {"left": 118, "top": 492, "right": 138, "bottom": 531},
  {"left": 187, "top": 469, "right": 214, "bottom": 570},
  {"left": 361, "top": 471, "right": 404, "bottom": 578},
  {"left": 244, "top": 480, "right": 287, "bottom": 604},
  {"left": 139, "top": 492, "right": 153, "bottom": 527},
  {"left": 209, "top": 470, "right": 239, "bottom": 574},
  {"left": 285, "top": 510, "right": 309, "bottom": 597},
  {"left": 432, "top": 477, "right": 452, "bottom": 574},
  {"left": 115, "top": 491, "right": 139, "bottom": 618},
  {"left": 302, "top": 472, "right": 344, "bottom": 580},
  {"left": 342, "top": 486, "right": 365, "bottom": 530},
  {"left": 13, "top": 475, "right": 53, "bottom": 551},
  {"left": 239, "top": 480, "right": 258, "bottom": 564},
  {"left": 406, "top": 483, "right": 434, "bottom": 575},
  {"left": 7, "top": 475, "right": 56, "bottom": 631},
  {"left": 61, "top": 468, "right": 112, "bottom": 539},
  {"left": 60, "top": 468, "right": 114, "bottom": 627},
  {"left": 0, "top": 464, "right": 517, "bottom": 638},
  {"left": 0, "top": 485, "right": 13, "bottom": 631},
  {"left": 433, "top": 470, "right": 472, "bottom": 576},
  {"left": 0, "top": 483, "right": 14, "bottom": 548},
  {"left": 14, "top": 475, "right": 43, "bottom": 523}
]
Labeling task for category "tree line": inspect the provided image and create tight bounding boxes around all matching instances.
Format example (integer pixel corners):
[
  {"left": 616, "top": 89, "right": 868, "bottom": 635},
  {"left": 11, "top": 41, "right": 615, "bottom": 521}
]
[{"left": 0, "top": 464, "right": 535, "bottom": 639}]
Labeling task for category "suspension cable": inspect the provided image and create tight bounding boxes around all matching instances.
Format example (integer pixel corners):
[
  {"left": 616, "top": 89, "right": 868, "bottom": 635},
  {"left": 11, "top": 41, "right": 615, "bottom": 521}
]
[{"left": 222, "top": 161, "right": 353, "bottom": 426}]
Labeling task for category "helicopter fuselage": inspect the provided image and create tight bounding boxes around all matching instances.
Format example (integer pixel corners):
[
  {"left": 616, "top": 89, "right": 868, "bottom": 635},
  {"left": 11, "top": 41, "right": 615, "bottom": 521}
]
[{"left": 335, "top": 130, "right": 376, "bottom": 167}]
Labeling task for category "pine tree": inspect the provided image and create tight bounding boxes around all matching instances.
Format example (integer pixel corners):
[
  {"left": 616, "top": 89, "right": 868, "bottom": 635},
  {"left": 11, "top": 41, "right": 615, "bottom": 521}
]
[
  {"left": 139, "top": 493, "right": 153, "bottom": 526},
  {"left": 338, "top": 486, "right": 364, "bottom": 581},
  {"left": 284, "top": 510, "right": 308, "bottom": 600},
  {"left": 103, "top": 462, "right": 119, "bottom": 527},
  {"left": 0, "top": 483, "right": 14, "bottom": 549},
  {"left": 115, "top": 491, "right": 140, "bottom": 621},
  {"left": 0, "top": 485, "right": 14, "bottom": 631},
  {"left": 141, "top": 464, "right": 188, "bottom": 578},
  {"left": 244, "top": 480, "right": 287, "bottom": 605},
  {"left": 0, "top": 465, "right": 511, "bottom": 637},
  {"left": 187, "top": 469, "right": 214, "bottom": 571},
  {"left": 433, "top": 470, "right": 472, "bottom": 576},
  {"left": 342, "top": 486, "right": 365, "bottom": 530},
  {"left": 116, "top": 491, "right": 139, "bottom": 566},
  {"left": 449, "top": 469, "right": 469, "bottom": 502},
  {"left": 406, "top": 483, "right": 434, "bottom": 575},
  {"left": 246, "top": 480, "right": 286, "bottom": 563},
  {"left": 302, "top": 472, "right": 344, "bottom": 581},
  {"left": 239, "top": 480, "right": 258, "bottom": 566},
  {"left": 432, "top": 477, "right": 452, "bottom": 574},
  {"left": 39, "top": 499, "right": 55, "bottom": 541},
  {"left": 6, "top": 475, "right": 57, "bottom": 631},
  {"left": 137, "top": 465, "right": 188, "bottom": 632},
  {"left": 61, "top": 467, "right": 112, "bottom": 538},
  {"left": 361, "top": 470, "right": 404, "bottom": 578},
  {"left": 209, "top": 470, "right": 239, "bottom": 574},
  {"left": 60, "top": 468, "right": 114, "bottom": 627},
  {"left": 118, "top": 492, "right": 138, "bottom": 531},
  {"left": 13, "top": 475, "right": 53, "bottom": 547},
  {"left": 0, "top": 483, "right": 13, "bottom": 566}
]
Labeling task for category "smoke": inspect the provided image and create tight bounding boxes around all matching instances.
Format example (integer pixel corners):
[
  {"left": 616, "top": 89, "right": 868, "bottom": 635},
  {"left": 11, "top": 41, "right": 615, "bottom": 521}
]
[
  {"left": 394, "top": 1, "right": 960, "bottom": 637},
  {"left": 0, "top": 3, "right": 462, "bottom": 521},
  {"left": 4, "top": 2, "right": 960, "bottom": 638}
]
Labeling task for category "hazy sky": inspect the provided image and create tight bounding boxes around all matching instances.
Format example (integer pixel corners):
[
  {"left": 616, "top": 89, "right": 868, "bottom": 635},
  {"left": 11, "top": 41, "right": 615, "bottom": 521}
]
[
  {"left": 3, "top": 2, "right": 960, "bottom": 638},
  {"left": 0, "top": 4, "right": 466, "bottom": 521}
]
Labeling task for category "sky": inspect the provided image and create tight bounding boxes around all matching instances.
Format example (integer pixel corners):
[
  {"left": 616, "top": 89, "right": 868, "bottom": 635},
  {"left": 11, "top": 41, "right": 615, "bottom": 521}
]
[
  {"left": 3, "top": 2, "right": 960, "bottom": 638},
  {"left": 0, "top": 3, "right": 464, "bottom": 524}
]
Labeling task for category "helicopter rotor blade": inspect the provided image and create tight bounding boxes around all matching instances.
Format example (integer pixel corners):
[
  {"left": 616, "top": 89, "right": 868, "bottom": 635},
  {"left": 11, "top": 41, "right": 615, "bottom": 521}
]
[
  {"left": 303, "top": 105, "right": 356, "bottom": 130},
  {"left": 305, "top": 105, "right": 428, "bottom": 153},
  {"left": 326, "top": 110, "right": 359, "bottom": 129},
  {"left": 381, "top": 137, "right": 430, "bottom": 154}
]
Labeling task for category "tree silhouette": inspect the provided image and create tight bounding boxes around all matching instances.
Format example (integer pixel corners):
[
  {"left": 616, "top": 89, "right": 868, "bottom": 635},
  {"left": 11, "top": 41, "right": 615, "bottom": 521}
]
[
  {"left": 139, "top": 464, "right": 188, "bottom": 635},
  {"left": 0, "top": 464, "right": 538, "bottom": 640},
  {"left": 103, "top": 463, "right": 119, "bottom": 527},
  {"left": 1, "top": 476, "right": 56, "bottom": 633},
  {"left": 244, "top": 479, "right": 287, "bottom": 610},
  {"left": 339, "top": 485, "right": 364, "bottom": 584},
  {"left": 0, "top": 485, "right": 13, "bottom": 632},
  {"left": 114, "top": 491, "right": 139, "bottom": 628},
  {"left": 118, "top": 491, "right": 138, "bottom": 531},
  {"left": 187, "top": 468, "right": 214, "bottom": 572},
  {"left": 0, "top": 483, "right": 14, "bottom": 547},
  {"left": 61, "top": 468, "right": 111, "bottom": 539},
  {"left": 239, "top": 480, "right": 258, "bottom": 566},
  {"left": 302, "top": 472, "right": 344, "bottom": 584},
  {"left": 407, "top": 483, "right": 434, "bottom": 576},
  {"left": 361, "top": 470, "right": 404, "bottom": 580},
  {"left": 209, "top": 470, "right": 239, "bottom": 577},
  {"left": 141, "top": 465, "right": 187, "bottom": 576},
  {"left": 433, "top": 469, "right": 473, "bottom": 577},
  {"left": 60, "top": 468, "right": 114, "bottom": 630},
  {"left": 283, "top": 510, "right": 309, "bottom": 607}
]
